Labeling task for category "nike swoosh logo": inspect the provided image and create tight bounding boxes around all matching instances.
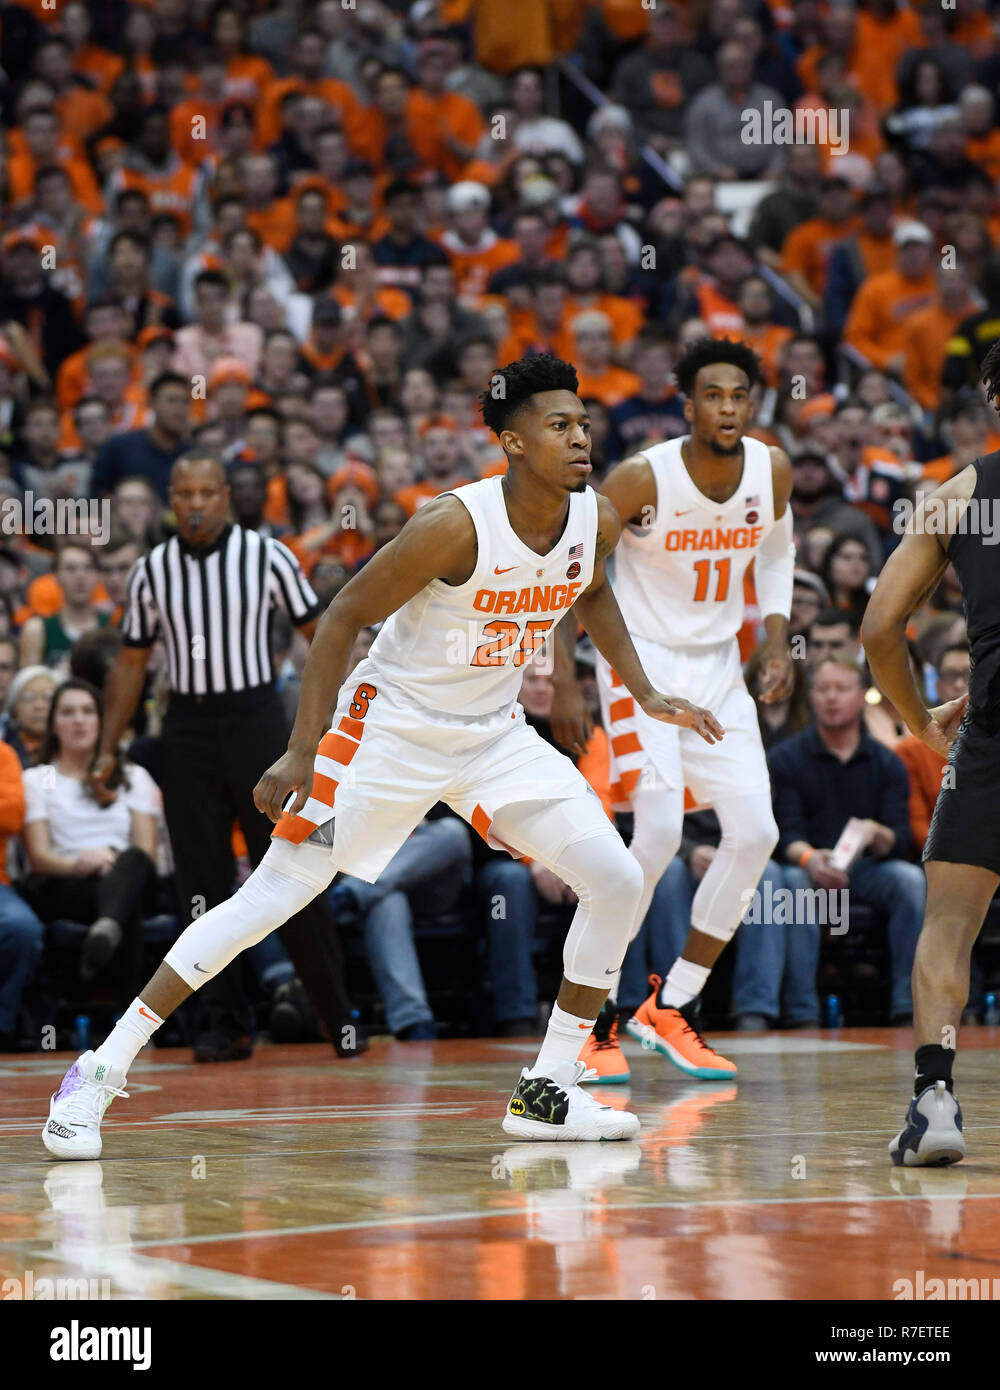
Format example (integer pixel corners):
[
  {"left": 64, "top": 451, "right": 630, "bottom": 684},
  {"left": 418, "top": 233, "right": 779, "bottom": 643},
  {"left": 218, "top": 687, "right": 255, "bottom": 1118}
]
[
  {"left": 578, "top": 1021, "right": 592, "bottom": 1029},
  {"left": 605, "top": 966, "right": 622, "bottom": 975},
  {"left": 139, "top": 1006, "right": 160, "bottom": 1022},
  {"left": 674, "top": 509, "right": 696, "bottom": 516},
  {"left": 494, "top": 565, "right": 518, "bottom": 574},
  {"left": 193, "top": 962, "right": 209, "bottom": 973}
]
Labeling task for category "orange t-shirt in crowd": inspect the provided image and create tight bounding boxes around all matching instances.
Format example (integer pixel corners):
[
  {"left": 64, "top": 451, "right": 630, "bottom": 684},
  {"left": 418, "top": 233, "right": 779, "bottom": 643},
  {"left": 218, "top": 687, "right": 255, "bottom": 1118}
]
[
  {"left": 55, "top": 343, "right": 142, "bottom": 411},
  {"left": 0, "top": 742, "right": 26, "bottom": 888},
  {"left": 245, "top": 199, "right": 298, "bottom": 252},
  {"left": 576, "top": 724, "right": 615, "bottom": 821},
  {"left": 222, "top": 54, "right": 276, "bottom": 105},
  {"left": 108, "top": 164, "right": 201, "bottom": 240},
  {"left": 257, "top": 76, "right": 367, "bottom": 151},
  {"left": 843, "top": 268, "right": 937, "bottom": 369},
  {"left": 726, "top": 323, "right": 794, "bottom": 387},
  {"left": 408, "top": 88, "right": 487, "bottom": 182},
  {"left": 922, "top": 432, "right": 1000, "bottom": 486},
  {"left": 953, "top": 9, "right": 994, "bottom": 56},
  {"left": 438, "top": 0, "right": 582, "bottom": 72},
  {"left": 565, "top": 292, "right": 645, "bottom": 345},
  {"left": 285, "top": 527, "right": 374, "bottom": 576},
  {"left": 895, "top": 734, "right": 946, "bottom": 852},
  {"left": 780, "top": 215, "right": 859, "bottom": 295},
  {"left": 965, "top": 131, "right": 1000, "bottom": 184},
  {"left": 854, "top": 230, "right": 898, "bottom": 278},
  {"left": 72, "top": 42, "right": 125, "bottom": 93},
  {"left": 394, "top": 478, "right": 475, "bottom": 517},
  {"left": 169, "top": 97, "right": 227, "bottom": 165},
  {"left": 439, "top": 235, "right": 521, "bottom": 299},
  {"left": 902, "top": 299, "right": 977, "bottom": 412},
  {"left": 350, "top": 95, "right": 450, "bottom": 175},
  {"left": 60, "top": 389, "right": 148, "bottom": 452},
  {"left": 8, "top": 149, "right": 104, "bottom": 215},
  {"left": 573, "top": 365, "right": 642, "bottom": 408},
  {"left": 327, "top": 212, "right": 392, "bottom": 244},
  {"left": 332, "top": 285, "right": 412, "bottom": 322}
]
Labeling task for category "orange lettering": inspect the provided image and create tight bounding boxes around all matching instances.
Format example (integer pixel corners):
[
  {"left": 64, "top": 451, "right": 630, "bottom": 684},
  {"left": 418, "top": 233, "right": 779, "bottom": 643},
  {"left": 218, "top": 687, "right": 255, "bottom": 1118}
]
[
  {"left": 473, "top": 589, "right": 496, "bottom": 613},
  {"left": 549, "top": 584, "right": 567, "bottom": 608},
  {"left": 530, "top": 585, "right": 551, "bottom": 611},
  {"left": 495, "top": 590, "right": 516, "bottom": 615},
  {"left": 512, "top": 588, "right": 532, "bottom": 615}
]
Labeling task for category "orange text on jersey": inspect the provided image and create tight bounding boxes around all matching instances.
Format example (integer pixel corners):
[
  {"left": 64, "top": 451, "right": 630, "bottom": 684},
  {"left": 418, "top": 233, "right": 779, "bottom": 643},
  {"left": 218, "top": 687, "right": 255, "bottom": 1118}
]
[
  {"left": 665, "top": 525, "right": 763, "bottom": 552},
  {"left": 473, "top": 581, "right": 583, "bottom": 615}
]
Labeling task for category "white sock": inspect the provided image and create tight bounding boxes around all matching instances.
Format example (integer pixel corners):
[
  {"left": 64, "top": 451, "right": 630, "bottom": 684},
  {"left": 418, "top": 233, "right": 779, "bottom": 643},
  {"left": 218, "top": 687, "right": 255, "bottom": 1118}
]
[
  {"left": 530, "top": 1003, "right": 597, "bottom": 1078},
  {"left": 660, "top": 959, "right": 711, "bottom": 1009},
  {"left": 92, "top": 998, "right": 164, "bottom": 1076}
]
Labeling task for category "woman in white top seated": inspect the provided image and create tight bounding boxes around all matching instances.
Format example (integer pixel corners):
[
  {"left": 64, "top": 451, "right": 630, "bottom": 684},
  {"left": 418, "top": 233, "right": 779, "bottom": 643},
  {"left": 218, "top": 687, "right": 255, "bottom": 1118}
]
[{"left": 20, "top": 679, "right": 161, "bottom": 1000}]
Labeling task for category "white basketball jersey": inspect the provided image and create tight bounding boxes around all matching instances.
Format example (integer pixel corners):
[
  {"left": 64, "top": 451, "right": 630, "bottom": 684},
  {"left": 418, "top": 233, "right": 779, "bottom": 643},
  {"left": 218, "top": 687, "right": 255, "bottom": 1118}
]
[
  {"left": 367, "top": 475, "right": 598, "bottom": 714},
  {"left": 612, "top": 435, "right": 775, "bottom": 647}
]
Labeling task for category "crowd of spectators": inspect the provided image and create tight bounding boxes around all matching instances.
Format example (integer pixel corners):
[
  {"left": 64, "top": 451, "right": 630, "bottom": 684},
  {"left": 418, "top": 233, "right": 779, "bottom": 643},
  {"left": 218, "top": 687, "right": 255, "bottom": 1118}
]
[{"left": 1, "top": 0, "right": 999, "bottom": 1048}]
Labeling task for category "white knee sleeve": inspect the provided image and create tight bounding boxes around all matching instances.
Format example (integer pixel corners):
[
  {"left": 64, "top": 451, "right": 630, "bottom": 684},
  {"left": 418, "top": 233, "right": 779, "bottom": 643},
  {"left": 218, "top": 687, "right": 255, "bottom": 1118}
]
[
  {"left": 626, "top": 782, "right": 685, "bottom": 945},
  {"left": 692, "top": 794, "right": 779, "bottom": 943},
  {"left": 163, "top": 840, "right": 335, "bottom": 989},
  {"left": 490, "top": 794, "right": 643, "bottom": 990}
]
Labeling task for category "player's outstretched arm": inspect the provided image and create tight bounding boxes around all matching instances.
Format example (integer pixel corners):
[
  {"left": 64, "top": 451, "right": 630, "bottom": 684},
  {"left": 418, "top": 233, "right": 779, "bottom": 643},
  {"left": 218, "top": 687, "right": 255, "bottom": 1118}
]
[
  {"left": 254, "top": 497, "right": 477, "bottom": 821},
  {"left": 572, "top": 494, "right": 725, "bottom": 746},
  {"left": 862, "top": 468, "right": 974, "bottom": 754}
]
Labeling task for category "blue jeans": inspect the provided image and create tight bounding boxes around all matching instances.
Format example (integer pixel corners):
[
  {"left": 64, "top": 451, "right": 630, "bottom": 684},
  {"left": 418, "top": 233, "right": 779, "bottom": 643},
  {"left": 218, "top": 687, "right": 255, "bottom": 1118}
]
[
  {"left": 335, "top": 817, "right": 472, "bottom": 1035},
  {"left": 731, "top": 860, "right": 821, "bottom": 1023},
  {"left": 847, "top": 857, "right": 925, "bottom": 1017},
  {"left": 477, "top": 859, "right": 538, "bottom": 1022},
  {"left": 0, "top": 884, "right": 45, "bottom": 1033},
  {"left": 619, "top": 856, "right": 693, "bottom": 1016}
]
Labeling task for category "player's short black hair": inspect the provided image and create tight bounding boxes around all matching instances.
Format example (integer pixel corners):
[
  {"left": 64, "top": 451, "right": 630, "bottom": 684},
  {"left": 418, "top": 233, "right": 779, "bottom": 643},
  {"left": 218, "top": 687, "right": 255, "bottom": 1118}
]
[
  {"left": 478, "top": 353, "right": 579, "bottom": 437},
  {"left": 982, "top": 337, "right": 1000, "bottom": 405},
  {"left": 673, "top": 337, "right": 762, "bottom": 397}
]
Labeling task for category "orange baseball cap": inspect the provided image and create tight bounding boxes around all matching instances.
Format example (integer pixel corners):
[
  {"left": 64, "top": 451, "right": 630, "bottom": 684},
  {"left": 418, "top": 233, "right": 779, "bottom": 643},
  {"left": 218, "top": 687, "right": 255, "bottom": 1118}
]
[
  {"left": 326, "top": 460, "right": 379, "bottom": 506},
  {"left": 417, "top": 413, "right": 459, "bottom": 436},
  {"left": 2, "top": 224, "right": 46, "bottom": 255}
]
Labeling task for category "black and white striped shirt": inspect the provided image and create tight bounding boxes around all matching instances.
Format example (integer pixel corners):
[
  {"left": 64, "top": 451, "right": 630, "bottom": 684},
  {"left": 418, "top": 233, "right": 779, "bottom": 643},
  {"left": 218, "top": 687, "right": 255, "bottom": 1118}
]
[{"left": 121, "top": 524, "right": 321, "bottom": 694}]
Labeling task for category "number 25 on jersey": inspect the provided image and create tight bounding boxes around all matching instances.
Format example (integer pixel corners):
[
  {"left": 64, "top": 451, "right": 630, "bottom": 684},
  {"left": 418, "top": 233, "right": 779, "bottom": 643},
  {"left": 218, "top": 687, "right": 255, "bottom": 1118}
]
[{"left": 472, "top": 619, "right": 554, "bottom": 667}]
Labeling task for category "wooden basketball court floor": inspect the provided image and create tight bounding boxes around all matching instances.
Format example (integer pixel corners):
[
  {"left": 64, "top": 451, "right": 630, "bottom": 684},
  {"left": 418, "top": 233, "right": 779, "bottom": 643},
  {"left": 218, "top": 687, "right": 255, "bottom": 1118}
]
[{"left": 4, "top": 1028, "right": 1000, "bottom": 1301}]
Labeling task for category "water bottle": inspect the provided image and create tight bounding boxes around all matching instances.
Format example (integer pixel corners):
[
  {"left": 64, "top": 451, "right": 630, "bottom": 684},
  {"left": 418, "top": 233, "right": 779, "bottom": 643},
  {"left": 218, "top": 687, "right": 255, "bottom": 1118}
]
[
  {"left": 824, "top": 995, "right": 842, "bottom": 1029},
  {"left": 985, "top": 993, "right": 1000, "bottom": 1026},
  {"left": 74, "top": 1015, "right": 92, "bottom": 1051}
]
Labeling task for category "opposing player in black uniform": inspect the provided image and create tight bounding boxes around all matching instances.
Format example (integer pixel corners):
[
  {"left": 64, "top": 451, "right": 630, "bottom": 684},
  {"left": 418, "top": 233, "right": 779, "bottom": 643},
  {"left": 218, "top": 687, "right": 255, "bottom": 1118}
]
[{"left": 862, "top": 341, "right": 1000, "bottom": 1165}]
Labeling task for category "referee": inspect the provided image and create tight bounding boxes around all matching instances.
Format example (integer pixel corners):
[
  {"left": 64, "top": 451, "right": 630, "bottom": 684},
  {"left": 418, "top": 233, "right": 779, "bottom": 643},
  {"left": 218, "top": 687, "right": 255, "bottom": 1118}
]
[{"left": 93, "top": 451, "right": 362, "bottom": 1062}]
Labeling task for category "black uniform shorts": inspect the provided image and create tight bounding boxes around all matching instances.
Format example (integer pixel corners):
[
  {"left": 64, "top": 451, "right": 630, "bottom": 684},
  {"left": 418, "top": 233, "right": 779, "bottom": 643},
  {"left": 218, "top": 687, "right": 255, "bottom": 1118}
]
[{"left": 924, "top": 709, "right": 1000, "bottom": 876}]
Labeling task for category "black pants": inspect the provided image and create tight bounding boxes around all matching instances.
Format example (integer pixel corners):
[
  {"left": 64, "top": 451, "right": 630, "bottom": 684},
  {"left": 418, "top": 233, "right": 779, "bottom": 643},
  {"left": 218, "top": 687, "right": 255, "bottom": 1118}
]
[
  {"left": 24, "top": 846, "right": 157, "bottom": 1003},
  {"left": 159, "top": 685, "right": 353, "bottom": 1038}
]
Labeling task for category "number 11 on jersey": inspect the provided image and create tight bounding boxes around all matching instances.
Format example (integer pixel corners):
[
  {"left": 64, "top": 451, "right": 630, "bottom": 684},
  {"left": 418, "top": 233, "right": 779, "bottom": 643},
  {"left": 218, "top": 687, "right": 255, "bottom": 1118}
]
[{"left": 692, "top": 557, "right": 731, "bottom": 603}]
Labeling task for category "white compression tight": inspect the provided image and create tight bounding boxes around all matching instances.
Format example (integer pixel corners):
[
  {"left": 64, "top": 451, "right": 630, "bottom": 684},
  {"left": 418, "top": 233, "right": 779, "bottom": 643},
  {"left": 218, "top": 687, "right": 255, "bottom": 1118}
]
[
  {"left": 607, "top": 782, "right": 779, "bottom": 999},
  {"left": 490, "top": 798, "right": 644, "bottom": 990},
  {"left": 163, "top": 838, "right": 336, "bottom": 990}
]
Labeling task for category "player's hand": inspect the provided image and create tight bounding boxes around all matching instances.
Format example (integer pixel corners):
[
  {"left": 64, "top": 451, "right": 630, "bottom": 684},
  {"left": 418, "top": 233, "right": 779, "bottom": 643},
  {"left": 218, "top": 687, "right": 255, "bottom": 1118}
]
[
  {"left": 756, "top": 641, "right": 795, "bottom": 703},
  {"left": 531, "top": 861, "right": 576, "bottom": 905},
  {"left": 550, "top": 679, "right": 594, "bottom": 757},
  {"left": 254, "top": 748, "right": 315, "bottom": 823},
  {"left": 919, "top": 694, "right": 968, "bottom": 756},
  {"left": 641, "top": 693, "right": 725, "bottom": 744},
  {"left": 804, "top": 849, "right": 848, "bottom": 891},
  {"left": 88, "top": 753, "right": 119, "bottom": 807}
]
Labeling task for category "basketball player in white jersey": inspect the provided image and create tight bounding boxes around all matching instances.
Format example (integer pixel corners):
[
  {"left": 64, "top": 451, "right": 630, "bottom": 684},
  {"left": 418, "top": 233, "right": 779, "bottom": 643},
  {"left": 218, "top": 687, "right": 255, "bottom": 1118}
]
[
  {"left": 552, "top": 338, "right": 795, "bottom": 1083},
  {"left": 42, "top": 355, "right": 724, "bottom": 1154}
]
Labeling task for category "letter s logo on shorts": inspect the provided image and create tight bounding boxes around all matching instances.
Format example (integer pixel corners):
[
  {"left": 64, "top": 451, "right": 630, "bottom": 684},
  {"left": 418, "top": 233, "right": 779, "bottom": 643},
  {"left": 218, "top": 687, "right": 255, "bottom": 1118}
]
[{"left": 349, "top": 682, "right": 378, "bottom": 719}]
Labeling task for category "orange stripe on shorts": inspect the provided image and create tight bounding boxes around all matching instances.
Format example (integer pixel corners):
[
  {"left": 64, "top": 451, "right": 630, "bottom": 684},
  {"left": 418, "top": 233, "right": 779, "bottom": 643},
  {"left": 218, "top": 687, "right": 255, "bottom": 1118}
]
[
  {"left": 471, "top": 803, "right": 492, "bottom": 844},
  {"left": 611, "top": 732, "right": 642, "bottom": 756},
  {"left": 271, "top": 813, "right": 318, "bottom": 845},
  {"left": 312, "top": 773, "right": 338, "bottom": 806},
  {"left": 620, "top": 767, "right": 642, "bottom": 797},
  {"left": 609, "top": 696, "right": 634, "bottom": 723},
  {"left": 338, "top": 715, "right": 365, "bottom": 739},
  {"left": 610, "top": 667, "right": 624, "bottom": 689},
  {"left": 318, "top": 733, "right": 360, "bottom": 766}
]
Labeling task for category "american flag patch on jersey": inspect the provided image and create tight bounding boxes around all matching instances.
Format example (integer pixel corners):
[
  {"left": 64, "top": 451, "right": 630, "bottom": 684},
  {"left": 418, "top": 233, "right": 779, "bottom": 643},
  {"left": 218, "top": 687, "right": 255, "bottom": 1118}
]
[
  {"left": 569, "top": 541, "right": 584, "bottom": 559},
  {"left": 744, "top": 494, "right": 760, "bottom": 508}
]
